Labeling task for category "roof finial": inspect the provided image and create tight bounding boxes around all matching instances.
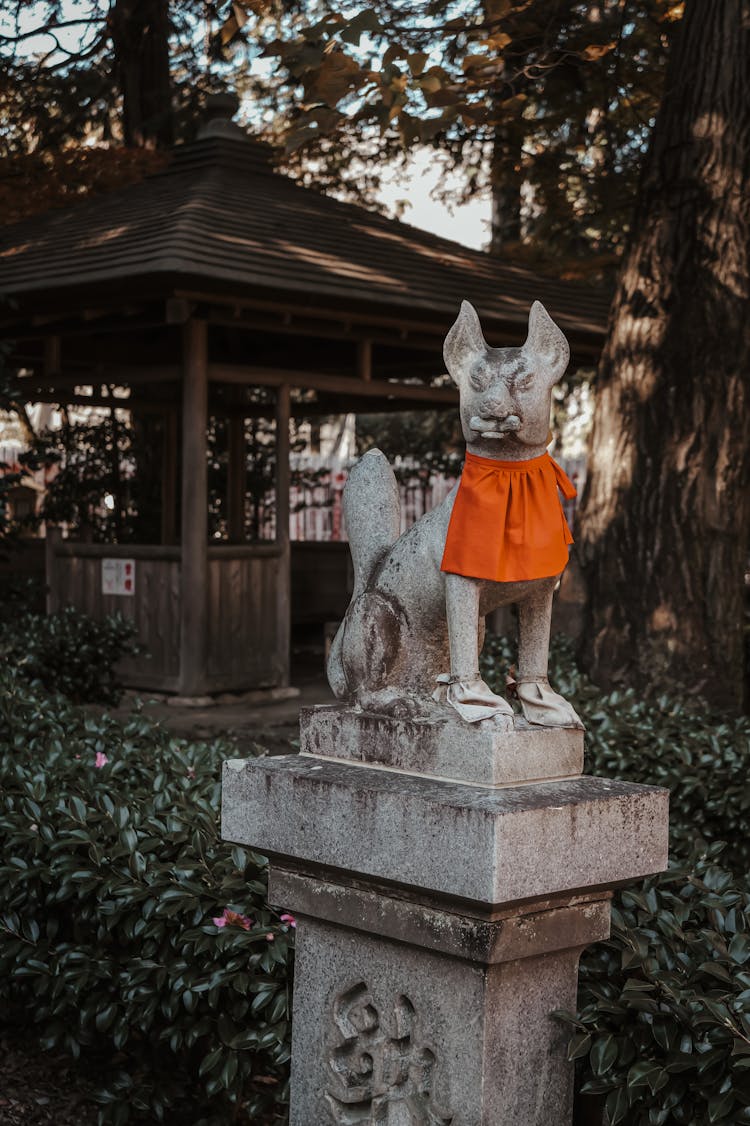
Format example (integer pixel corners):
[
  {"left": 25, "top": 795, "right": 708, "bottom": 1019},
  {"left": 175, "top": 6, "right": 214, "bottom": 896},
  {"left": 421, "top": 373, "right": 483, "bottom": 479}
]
[{"left": 198, "top": 91, "right": 247, "bottom": 140}]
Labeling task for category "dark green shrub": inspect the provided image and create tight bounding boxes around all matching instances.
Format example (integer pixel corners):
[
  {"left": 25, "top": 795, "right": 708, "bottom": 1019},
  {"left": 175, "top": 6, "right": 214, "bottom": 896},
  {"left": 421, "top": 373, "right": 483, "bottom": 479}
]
[
  {"left": 0, "top": 671, "right": 292, "bottom": 1124},
  {"left": 482, "top": 635, "right": 750, "bottom": 1124},
  {"left": 562, "top": 849, "right": 750, "bottom": 1125},
  {"left": 483, "top": 634, "right": 750, "bottom": 874},
  {"left": 0, "top": 605, "right": 138, "bottom": 704}
]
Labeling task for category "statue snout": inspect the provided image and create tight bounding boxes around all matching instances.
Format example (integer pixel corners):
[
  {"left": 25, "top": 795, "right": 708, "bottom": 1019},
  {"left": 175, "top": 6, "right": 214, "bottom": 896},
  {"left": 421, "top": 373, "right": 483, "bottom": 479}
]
[{"left": 469, "top": 413, "right": 521, "bottom": 438}]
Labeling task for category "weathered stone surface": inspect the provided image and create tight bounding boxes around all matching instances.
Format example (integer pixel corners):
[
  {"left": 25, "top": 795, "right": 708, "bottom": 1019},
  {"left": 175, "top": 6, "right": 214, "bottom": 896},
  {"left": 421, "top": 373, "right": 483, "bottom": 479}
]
[
  {"left": 167, "top": 694, "right": 216, "bottom": 708},
  {"left": 270, "top": 867, "right": 611, "bottom": 964},
  {"left": 223, "top": 754, "right": 669, "bottom": 905},
  {"left": 300, "top": 703, "right": 583, "bottom": 786},
  {"left": 215, "top": 685, "right": 300, "bottom": 706},
  {"left": 289, "top": 916, "right": 585, "bottom": 1125}
]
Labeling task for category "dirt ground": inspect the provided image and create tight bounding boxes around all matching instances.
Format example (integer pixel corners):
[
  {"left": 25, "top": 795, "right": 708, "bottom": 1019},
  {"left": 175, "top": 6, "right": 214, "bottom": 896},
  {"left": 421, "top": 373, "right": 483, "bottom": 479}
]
[
  {"left": 110, "top": 658, "right": 333, "bottom": 758},
  {"left": 0, "top": 1027, "right": 99, "bottom": 1126}
]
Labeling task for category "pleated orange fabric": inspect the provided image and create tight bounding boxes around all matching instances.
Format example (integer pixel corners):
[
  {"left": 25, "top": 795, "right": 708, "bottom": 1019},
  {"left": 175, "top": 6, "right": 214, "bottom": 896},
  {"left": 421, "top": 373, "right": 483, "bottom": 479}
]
[{"left": 440, "top": 450, "right": 576, "bottom": 583}]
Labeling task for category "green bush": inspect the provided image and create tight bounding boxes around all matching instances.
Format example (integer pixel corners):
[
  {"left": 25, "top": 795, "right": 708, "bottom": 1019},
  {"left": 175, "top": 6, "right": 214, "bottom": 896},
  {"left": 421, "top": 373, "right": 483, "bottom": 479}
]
[
  {"left": 0, "top": 604, "right": 139, "bottom": 705},
  {"left": 483, "top": 634, "right": 750, "bottom": 875},
  {"left": 0, "top": 671, "right": 292, "bottom": 1124},
  {"left": 482, "top": 635, "right": 750, "bottom": 1125},
  {"left": 562, "top": 849, "right": 750, "bottom": 1125}
]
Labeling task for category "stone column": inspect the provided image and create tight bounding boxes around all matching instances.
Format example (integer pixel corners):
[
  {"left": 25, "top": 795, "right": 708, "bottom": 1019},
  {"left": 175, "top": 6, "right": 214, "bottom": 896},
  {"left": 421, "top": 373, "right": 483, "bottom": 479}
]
[{"left": 222, "top": 707, "right": 668, "bottom": 1125}]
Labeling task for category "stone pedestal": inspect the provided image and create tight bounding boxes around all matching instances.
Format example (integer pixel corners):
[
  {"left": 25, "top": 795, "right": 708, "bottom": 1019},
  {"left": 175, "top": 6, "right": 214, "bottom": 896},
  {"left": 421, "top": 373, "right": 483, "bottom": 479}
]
[{"left": 222, "top": 706, "right": 669, "bottom": 1126}]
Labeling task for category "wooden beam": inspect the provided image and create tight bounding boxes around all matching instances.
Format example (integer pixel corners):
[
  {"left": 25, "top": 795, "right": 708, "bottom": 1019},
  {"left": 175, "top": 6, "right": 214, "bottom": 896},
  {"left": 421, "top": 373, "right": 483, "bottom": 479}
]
[
  {"left": 209, "top": 362, "right": 458, "bottom": 405},
  {"left": 227, "top": 414, "right": 246, "bottom": 543},
  {"left": 51, "top": 542, "right": 181, "bottom": 560},
  {"left": 207, "top": 309, "right": 443, "bottom": 353},
  {"left": 275, "top": 384, "right": 291, "bottom": 549},
  {"left": 274, "top": 384, "right": 291, "bottom": 688},
  {"left": 161, "top": 409, "right": 178, "bottom": 546},
  {"left": 19, "top": 365, "right": 180, "bottom": 390},
  {"left": 178, "top": 319, "right": 208, "bottom": 696},
  {"left": 1, "top": 308, "right": 165, "bottom": 338},
  {"left": 357, "top": 339, "right": 372, "bottom": 382},
  {"left": 45, "top": 526, "right": 62, "bottom": 613},
  {"left": 43, "top": 336, "right": 61, "bottom": 378},
  {"left": 23, "top": 391, "right": 168, "bottom": 411}
]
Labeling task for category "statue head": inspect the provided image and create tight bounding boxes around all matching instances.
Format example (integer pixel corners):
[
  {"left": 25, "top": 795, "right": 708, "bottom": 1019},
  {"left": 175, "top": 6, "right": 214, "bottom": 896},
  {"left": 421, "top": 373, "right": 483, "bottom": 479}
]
[{"left": 443, "top": 300, "right": 570, "bottom": 459}]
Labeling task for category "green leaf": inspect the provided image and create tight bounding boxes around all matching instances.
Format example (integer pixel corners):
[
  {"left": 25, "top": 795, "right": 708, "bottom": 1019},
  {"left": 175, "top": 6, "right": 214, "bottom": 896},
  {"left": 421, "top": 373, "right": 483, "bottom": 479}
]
[
  {"left": 199, "top": 1047, "right": 223, "bottom": 1077},
  {"left": 605, "top": 1086, "right": 630, "bottom": 1125},
  {"left": 591, "top": 1035, "right": 618, "bottom": 1076}
]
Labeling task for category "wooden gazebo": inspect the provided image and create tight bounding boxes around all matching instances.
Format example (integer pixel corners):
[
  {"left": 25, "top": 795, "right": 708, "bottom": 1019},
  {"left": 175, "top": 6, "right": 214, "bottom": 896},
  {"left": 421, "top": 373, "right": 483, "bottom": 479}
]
[{"left": 0, "top": 112, "right": 608, "bottom": 697}]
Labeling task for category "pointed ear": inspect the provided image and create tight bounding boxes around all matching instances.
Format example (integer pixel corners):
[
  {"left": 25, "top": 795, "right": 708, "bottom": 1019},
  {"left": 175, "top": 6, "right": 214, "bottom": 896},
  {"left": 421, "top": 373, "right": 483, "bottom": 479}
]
[
  {"left": 523, "top": 301, "right": 569, "bottom": 384},
  {"left": 443, "top": 300, "right": 488, "bottom": 385}
]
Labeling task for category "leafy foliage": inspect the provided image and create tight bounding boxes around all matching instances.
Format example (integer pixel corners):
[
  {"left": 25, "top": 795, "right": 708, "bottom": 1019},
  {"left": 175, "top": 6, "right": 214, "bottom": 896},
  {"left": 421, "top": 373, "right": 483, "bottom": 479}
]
[
  {"left": 257, "top": 0, "right": 679, "bottom": 259},
  {"left": 0, "top": 147, "right": 168, "bottom": 225},
  {"left": 568, "top": 852, "right": 750, "bottom": 1126},
  {"left": 2, "top": 0, "right": 678, "bottom": 265},
  {"left": 0, "top": 606, "right": 139, "bottom": 705},
  {"left": 482, "top": 634, "right": 750, "bottom": 1124},
  {"left": 483, "top": 634, "right": 750, "bottom": 875},
  {"left": 0, "top": 341, "right": 40, "bottom": 554},
  {"left": 21, "top": 407, "right": 174, "bottom": 545},
  {"left": 0, "top": 672, "right": 292, "bottom": 1124}
]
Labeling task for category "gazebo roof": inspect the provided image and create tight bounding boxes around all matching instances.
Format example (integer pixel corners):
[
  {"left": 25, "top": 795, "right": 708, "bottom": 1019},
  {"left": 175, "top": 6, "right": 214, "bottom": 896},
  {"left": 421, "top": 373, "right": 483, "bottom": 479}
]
[{"left": 0, "top": 129, "right": 609, "bottom": 347}]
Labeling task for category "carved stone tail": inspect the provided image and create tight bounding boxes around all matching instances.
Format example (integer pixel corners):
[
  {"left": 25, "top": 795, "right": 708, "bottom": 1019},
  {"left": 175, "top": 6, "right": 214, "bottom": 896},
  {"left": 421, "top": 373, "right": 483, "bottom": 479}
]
[
  {"left": 342, "top": 449, "right": 401, "bottom": 599},
  {"left": 326, "top": 449, "right": 401, "bottom": 697}
]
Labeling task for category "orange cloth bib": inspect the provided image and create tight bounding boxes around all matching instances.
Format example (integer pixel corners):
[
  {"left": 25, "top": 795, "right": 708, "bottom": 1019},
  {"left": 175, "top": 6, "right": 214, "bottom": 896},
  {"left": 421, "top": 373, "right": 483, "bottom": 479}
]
[{"left": 440, "top": 450, "right": 576, "bottom": 583}]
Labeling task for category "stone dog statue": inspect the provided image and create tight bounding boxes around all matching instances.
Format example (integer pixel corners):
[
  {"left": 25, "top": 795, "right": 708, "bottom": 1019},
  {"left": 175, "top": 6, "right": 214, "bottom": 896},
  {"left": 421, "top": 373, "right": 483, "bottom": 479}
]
[{"left": 327, "top": 300, "right": 583, "bottom": 730}]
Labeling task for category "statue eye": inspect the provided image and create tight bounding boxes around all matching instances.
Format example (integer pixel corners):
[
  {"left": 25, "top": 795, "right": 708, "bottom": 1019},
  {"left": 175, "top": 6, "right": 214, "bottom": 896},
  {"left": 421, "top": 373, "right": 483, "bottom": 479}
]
[
  {"left": 515, "top": 373, "right": 535, "bottom": 392},
  {"left": 469, "top": 364, "right": 489, "bottom": 391}
]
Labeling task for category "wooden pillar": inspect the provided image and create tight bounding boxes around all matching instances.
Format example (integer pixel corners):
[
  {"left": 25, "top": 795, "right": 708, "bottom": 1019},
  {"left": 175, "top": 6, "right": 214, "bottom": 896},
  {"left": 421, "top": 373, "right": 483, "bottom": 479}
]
[
  {"left": 161, "top": 408, "right": 178, "bottom": 545},
  {"left": 44, "top": 335, "right": 61, "bottom": 377},
  {"left": 275, "top": 385, "right": 290, "bottom": 548},
  {"left": 44, "top": 526, "right": 62, "bottom": 614},
  {"left": 43, "top": 337, "right": 63, "bottom": 616},
  {"left": 275, "top": 384, "right": 291, "bottom": 687},
  {"left": 178, "top": 319, "right": 208, "bottom": 696},
  {"left": 357, "top": 338, "right": 372, "bottom": 383},
  {"left": 228, "top": 413, "right": 246, "bottom": 542}
]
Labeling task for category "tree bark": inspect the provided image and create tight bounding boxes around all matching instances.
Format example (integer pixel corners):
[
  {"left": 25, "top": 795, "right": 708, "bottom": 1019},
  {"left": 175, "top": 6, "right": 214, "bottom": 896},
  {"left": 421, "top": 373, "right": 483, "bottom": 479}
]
[
  {"left": 489, "top": 114, "right": 524, "bottom": 252},
  {"left": 110, "top": 0, "right": 173, "bottom": 148},
  {"left": 577, "top": 0, "right": 750, "bottom": 711}
]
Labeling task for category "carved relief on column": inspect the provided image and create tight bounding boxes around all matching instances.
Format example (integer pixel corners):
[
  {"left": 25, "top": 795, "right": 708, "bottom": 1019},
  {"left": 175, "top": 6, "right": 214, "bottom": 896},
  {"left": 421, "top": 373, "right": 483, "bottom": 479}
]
[{"left": 325, "top": 982, "right": 455, "bottom": 1125}]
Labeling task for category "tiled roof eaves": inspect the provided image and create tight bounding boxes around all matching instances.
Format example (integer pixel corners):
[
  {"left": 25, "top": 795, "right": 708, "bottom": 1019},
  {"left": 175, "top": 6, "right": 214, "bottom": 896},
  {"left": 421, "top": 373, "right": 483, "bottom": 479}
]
[{"left": 0, "top": 153, "right": 610, "bottom": 343}]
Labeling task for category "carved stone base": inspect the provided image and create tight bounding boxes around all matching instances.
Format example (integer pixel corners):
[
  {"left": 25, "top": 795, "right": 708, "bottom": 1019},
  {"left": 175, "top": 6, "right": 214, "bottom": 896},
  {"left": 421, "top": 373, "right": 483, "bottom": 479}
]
[
  {"left": 221, "top": 726, "right": 669, "bottom": 1125},
  {"left": 289, "top": 900, "right": 606, "bottom": 1124},
  {"left": 300, "top": 703, "right": 584, "bottom": 787}
]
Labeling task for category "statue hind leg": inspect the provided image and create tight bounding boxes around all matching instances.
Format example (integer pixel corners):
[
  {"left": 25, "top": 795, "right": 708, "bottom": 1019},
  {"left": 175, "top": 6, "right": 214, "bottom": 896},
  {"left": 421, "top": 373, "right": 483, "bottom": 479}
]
[
  {"left": 330, "top": 590, "right": 447, "bottom": 718},
  {"left": 329, "top": 590, "right": 402, "bottom": 701}
]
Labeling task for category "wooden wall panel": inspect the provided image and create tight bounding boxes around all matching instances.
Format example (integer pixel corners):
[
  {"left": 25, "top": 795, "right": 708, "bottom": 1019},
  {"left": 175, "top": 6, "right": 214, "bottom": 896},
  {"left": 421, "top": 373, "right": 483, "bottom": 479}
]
[
  {"left": 205, "top": 550, "right": 288, "bottom": 692},
  {"left": 47, "top": 545, "right": 181, "bottom": 690},
  {"left": 46, "top": 543, "right": 288, "bottom": 695}
]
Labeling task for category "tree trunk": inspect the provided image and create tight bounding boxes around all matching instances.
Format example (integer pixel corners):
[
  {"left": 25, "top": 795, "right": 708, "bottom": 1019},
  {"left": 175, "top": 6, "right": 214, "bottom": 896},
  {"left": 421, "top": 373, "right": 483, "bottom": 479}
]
[
  {"left": 577, "top": 0, "right": 750, "bottom": 711},
  {"left": 111, "top": 0, "right": 173, "bottom": 148},
  {"left": 489, "top": 115, "right": 524, "bottom": 252}
]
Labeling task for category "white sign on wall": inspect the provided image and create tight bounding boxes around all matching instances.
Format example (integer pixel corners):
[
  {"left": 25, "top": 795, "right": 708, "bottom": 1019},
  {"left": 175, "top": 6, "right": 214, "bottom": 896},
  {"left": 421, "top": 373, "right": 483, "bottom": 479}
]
[{"left": 102, "top": 558, "right": 136, "bottom": 596}]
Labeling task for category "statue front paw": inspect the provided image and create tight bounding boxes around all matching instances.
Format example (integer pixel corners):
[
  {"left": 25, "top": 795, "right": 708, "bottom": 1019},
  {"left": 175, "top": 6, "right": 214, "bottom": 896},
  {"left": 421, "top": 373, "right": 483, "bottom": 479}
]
[
  {"left": 516, "top": 679, "right": 584, "bottom": 730},
  {"left": 434, "top": 674, "right": 515, "bottom": 726}
]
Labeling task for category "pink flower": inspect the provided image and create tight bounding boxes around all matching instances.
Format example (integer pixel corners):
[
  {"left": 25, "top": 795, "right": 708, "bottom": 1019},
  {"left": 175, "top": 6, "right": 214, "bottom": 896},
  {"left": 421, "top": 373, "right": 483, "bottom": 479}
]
[
  {"left": 186, "top": 768, "right": 196, "bottom": 780},
  {"left": 212, "top": 908, "right": 252, "bottom": 931},
  {"left": 94, "top": 752, "right": 109, "bottom": 768},
  {"left": 265, "top": 933, "right": 275, "bottom": 942},
  {"left": 280, "top": 913, "right": 297, "bottom": 929}
]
